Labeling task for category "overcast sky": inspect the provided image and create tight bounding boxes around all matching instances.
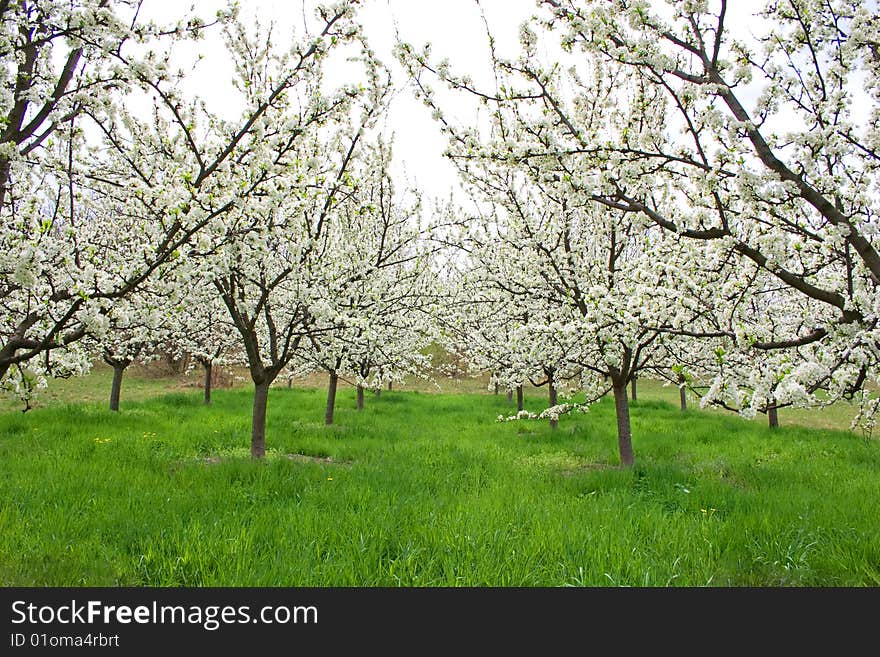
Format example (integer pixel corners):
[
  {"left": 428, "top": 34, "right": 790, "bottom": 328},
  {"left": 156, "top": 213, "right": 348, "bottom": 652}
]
[{"left": 356, "top": 0, "right": 540, "bottom": 202}]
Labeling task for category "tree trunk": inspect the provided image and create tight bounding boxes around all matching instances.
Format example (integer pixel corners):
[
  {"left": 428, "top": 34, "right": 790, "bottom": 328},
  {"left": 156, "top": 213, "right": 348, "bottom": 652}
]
[
  {"left": 356, "top": 384, "right": 364, "bottom": 411},
  {"left": 109, "top": 362, "right": 127, "bottom": 412},
  {"left": 388, "top": 381, "right": 393, "bottom": 391},
  {"left": 631, "top": 376, "right": 637, "bottom": 401},
  {"left": 506, "top": 389, "right": 513, "bottom": 403},
  {"left": 516, "top": 385, "right": 524, "bottom": 412},
  {"left": 251, "top": 380, "right": 270, "bottom": 458},
  {"left": 768, "top": 405, "right": 779, "bottom": 429},
  {"left": 679, "top": 385, "right": 687, "bottom": 411},
  {"left": 287, "top": 376, "right": 292, "bottom": 389},
  {"left": 0, "top": 158, "right": 10, "bottom": 214},
  {"left": 203, "top": 361, "right": 212, "bottom": 405},
  {"left": 375, "top": 387, "right": 381, "bottom": 397},
  {"left": 494, "top": 381, "right": 499, "bottom": 395},
  {"left": 325, "top": 371, "right": 339, "bottom": 425},
  {"left": 612, "top": 382, "right": 635, "bottom": 467},
  {"left": 548, "top": 379, "right": 558, "bottom": 430}
]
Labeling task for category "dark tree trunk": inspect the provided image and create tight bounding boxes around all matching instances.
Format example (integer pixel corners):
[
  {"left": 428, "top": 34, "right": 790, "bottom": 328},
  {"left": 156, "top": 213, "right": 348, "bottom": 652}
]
[
  {"left": 109, "top": 362, "right": 127, "bottom": 412},
  {"left": 388, "top": 381, "right": 393, "bottom": 391},
  {"left": 325, "top": 370, "right": 339, "bottom": 425},
  {"left": 203, "top": 361, "right": 212, "bottom": 405},
  {"left": 507, "top": 389, "right": 513, "bottom": 403},
  {"left": 679, "top": 386, "right": 687, "bottom": 411},
  {"left": 631, "top": 376, "right": 637, "bottom": 401},
  {"left": 109, "top": 367, "right": 123, "bottom": 412},
  {"left": 548, "top": 379, "right": 558, "bottom": 430},
  {"left": 768, "top": 405, "right": 779, "bottom": 429},
  {"left": 251, "top": 380, "right": 270, "bottom": 458},
  {"left": 0, "top": 159, "right": 10, "bottom": 214},
  {"left": 516, "top": 385, "right": 523, "bottom": 412},
  {"left": 375, "top": 387, "right": 381, "bottom": 397},
  {"left": 494, "top": 381, "right": 499, "bottom": 395},
  {"left": 612, "top": 382, "right": 635, "bottom": 467},
  {"left": 287, "top": 376, "right": 293, "bottom": 388},
  {"left": 356, "top": 384, "right": 364, "bottom": 411}
]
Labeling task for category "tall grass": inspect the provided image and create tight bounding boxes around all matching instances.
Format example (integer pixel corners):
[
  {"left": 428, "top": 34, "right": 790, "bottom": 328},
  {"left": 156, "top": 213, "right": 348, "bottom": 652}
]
[{"left": 0, "top": 386, "right": 877, "bottom": 586}]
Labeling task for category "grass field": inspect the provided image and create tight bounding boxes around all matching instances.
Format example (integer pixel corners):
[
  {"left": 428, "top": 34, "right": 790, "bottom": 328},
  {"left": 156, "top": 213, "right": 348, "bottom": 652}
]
[
  {"left": 0, "top": 366, "right": 878, "bottom": 586},
  {"left": 2, "top": 361, "right": 864, "bottom": 432}
]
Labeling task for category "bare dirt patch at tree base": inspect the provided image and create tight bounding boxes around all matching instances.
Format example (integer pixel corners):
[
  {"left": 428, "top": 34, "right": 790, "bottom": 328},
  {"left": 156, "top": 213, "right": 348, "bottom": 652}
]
[
  {"left": 191, "top": 452, "right": 353, "bottom": 467},
  {"left": 559, "top": 462, "right": 618, "bottom": 476},
  {"left": 285, "top": 453, "right": 353, "bottom": 467}
]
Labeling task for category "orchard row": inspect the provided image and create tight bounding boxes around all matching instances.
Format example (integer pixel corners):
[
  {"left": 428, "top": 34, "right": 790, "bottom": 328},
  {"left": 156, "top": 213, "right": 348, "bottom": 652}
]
[{"left": 2, "top": 1, "right": 877, "bottom": 466}]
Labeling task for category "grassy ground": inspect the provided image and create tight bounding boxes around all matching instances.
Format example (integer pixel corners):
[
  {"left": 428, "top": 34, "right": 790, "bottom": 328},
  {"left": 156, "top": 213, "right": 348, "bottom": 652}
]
[
  {"left": 1, "top": 361, "right": 863, "bottom": 433},
  {"left": 0, "top": 372, "right": 877, "bottom": 586}
]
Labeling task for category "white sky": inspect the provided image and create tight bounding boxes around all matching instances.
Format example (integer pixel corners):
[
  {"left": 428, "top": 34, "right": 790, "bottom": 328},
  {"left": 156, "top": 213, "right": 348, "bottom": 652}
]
[{"left": 355, "top": 0, "right": 541, "bottom": 203}]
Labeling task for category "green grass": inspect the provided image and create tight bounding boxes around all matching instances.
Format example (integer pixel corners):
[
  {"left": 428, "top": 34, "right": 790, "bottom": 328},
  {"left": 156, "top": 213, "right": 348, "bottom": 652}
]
[
  {"left": 0, "top": 363, "right": 210, "bottom": 414},
  {"left": 1, "top": 376, "right": 878, "bottom": 586},
  {"left": 4, "top": 360, "right": 863, "bottom": 433}
]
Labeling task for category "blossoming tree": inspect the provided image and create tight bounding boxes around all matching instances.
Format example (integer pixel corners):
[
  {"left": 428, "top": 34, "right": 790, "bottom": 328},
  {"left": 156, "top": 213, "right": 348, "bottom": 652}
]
[
  {"left": 205, "top": 3, "right": 394, "bottom": 456},
  {"left": 398, "top": 0, "right": 880, "bottom": 432},
  {"left": 295, "top": 139, "right": 438, "bottom": 424}
]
